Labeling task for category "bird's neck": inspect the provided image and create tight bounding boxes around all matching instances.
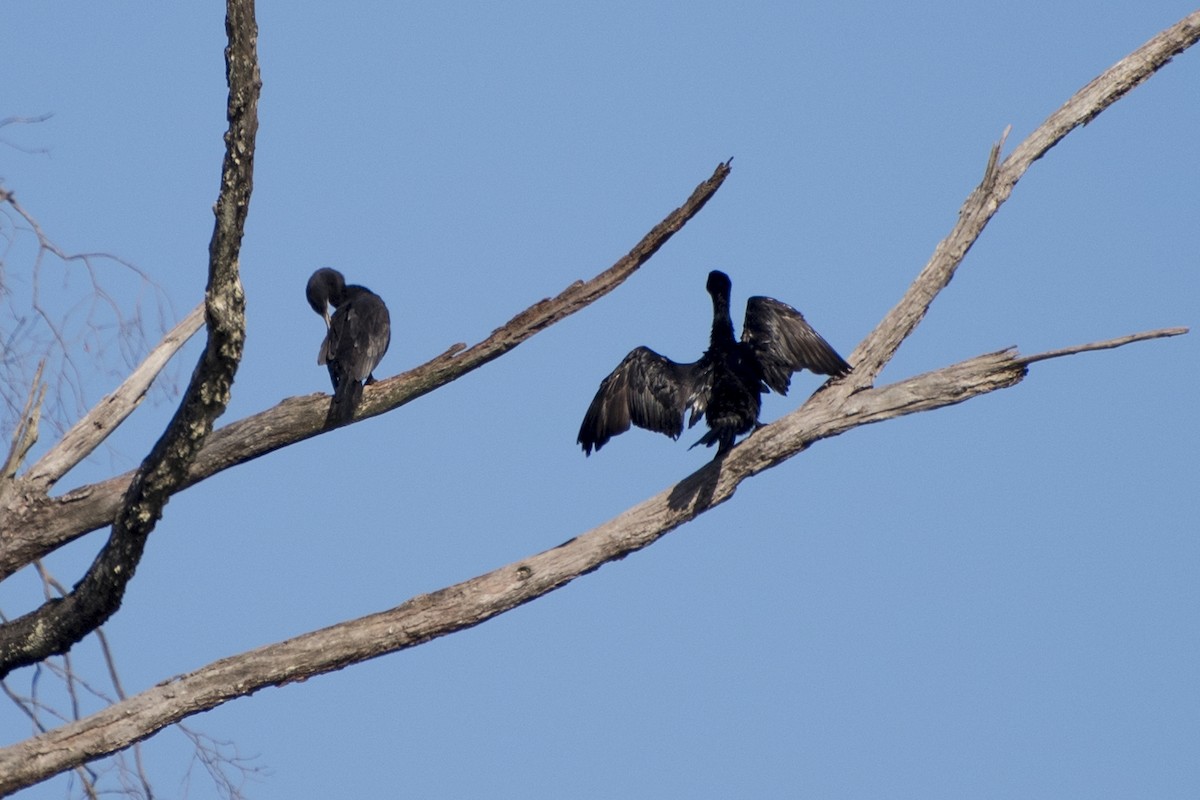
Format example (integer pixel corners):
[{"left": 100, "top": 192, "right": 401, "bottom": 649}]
[{"left": 709, "top": 295, "right": 736, "bottom": 347}]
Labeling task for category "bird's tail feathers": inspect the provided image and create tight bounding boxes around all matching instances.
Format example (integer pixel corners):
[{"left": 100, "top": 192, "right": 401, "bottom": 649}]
[{"left": 328, "top": 378, "right": 363, "bottom": 426}]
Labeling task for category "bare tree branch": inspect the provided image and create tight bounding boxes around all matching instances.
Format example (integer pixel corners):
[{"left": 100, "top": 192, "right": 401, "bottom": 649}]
[
  {"left": 0, "top": 7, "right": 1194, "bottom": 797},
  {"left": 3, "top": 582, "right": 250, "bottom": 797},
  {"left": 0, "top": 0, "right": 260, "bottom": 679},
  {"left": 0, "top": 187, "right": 176, "bottom": 439},
  {"left": 733, "top": 326, "right": 1189, "bottom": 479},
  {"left": 0, "top": 326, "right": 1180, "bottom": 796},
  {"left": 1016, "top": 326, "right": 1189, "bottom": 364},
  {"left": 24, "top": 302, "right": 205, "bottom": 490},
  {"left": 0, "top": 159, "right": 733, "bottom": 582},
  {"left": 848, "top": 9, "right": 1200, "bottom": 383},
  {"left": 0, "top": 360, "right": 45, "bottom": 491}
]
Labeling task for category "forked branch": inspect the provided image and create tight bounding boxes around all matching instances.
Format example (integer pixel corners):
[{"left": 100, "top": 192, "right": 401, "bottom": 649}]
[
  {"left": 0, "top": 327, "right": 1183, "bottom": 796},
  {"left": 0, "top": 0, "right": 259, "bottom": 679},
  {"left": 0, "top": 7, "right": 1195, "bottom": 796},
  {"left": 0, "top": 160, "right": 732, "bottom": 581},
  {"left": 849, "top": 9, "right": 1200, "bottom": 382},
  {"left": 24, "top": 303, "right": 205, "bottom": 490}
]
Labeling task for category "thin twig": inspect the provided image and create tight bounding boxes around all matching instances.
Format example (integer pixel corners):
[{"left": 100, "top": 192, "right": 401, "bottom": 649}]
[
  {"left": 0, "top": 114, "right": 53, "bottom": 156},
  {"left": 1, "top": 189, "right": 175, "bottom": 437},
  {"left": 1, "top": 360, "right": 44, "bottom": 483},
  {"left": 1017, "top": 326, "right": 1188, "bottom": 364}
]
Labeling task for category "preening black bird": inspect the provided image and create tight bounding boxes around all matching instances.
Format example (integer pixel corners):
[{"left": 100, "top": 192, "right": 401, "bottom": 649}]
[
  {"left": 577, "top": 270, "right": 851, "bottom": 457},
  {"left": 306, "top": 267, "right": 391, "bottom": 425}
]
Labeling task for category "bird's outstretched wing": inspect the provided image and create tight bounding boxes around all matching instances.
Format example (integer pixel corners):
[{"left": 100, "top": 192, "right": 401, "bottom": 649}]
[
  {"left": 741, "top": 296, "right": 851, "bottom": 395},
  {"left": 577, "top": 347, "right": 700, "bottom": 455}
]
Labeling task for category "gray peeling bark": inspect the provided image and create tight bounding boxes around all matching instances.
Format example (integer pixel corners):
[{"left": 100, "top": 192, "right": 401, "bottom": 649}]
[
  {"left": 0, "top": 0, "right": 259, "bottom": 679},
  {"left": 0, "top": 10, "right": 1194, "bottom": 795},
  {"left": 0, "top": 160, "right": 732, "bottom": 582}
]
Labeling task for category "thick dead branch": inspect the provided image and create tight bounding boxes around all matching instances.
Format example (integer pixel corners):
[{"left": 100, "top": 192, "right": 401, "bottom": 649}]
[
  {"left": 0, "top": 0, "right": 259, "bottom": 679},
  {"left": 0, "top": 326, "right": 1178, "bottom": 795},
  {"left": 0, "top": 160, "right": 732, "bottom": 582},
  {"left": 0, "top": 8, "right": 1195, "bottom": 795},
  {"left": 368, "top": 158, "right": 733, "bottom": 411}
]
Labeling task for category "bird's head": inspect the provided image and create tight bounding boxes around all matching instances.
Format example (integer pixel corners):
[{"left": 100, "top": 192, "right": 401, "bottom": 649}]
[
  {"left": 706, "top": 270, "right": 732, "bottom": 298},
  {"left": 306, "top": 267, "right": 347, "bottom": 324}
]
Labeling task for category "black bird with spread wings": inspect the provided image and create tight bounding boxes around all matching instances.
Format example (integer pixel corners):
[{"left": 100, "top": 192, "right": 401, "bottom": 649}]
[
  {"left": 577, "top": 270, "right": 851, "bottom": 457},
  {"left": 306, "top": 267, "right": 391, "bottom": 425}
]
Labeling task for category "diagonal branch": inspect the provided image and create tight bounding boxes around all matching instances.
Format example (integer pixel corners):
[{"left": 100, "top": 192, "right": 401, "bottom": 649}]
[
  {"left": 727, "top": 326, "right": 1189, "bottom": 480},
  {"left": 0, "top": 0, "right": 260, "bottom": 679},
  {"left": 0, "top": 160, "right": 733, "bottom": 582},
  {"left": 847, "top": 9, "right": 1200, "bottom": 384},
  {"left": 0, "top": 7, "right": 1194, "bottom": 792},
  {"left": 23, "top": 303, "right": 205, "bottom": 490},
  {"left": 0, "top": 326, "right": 1182, "bottom": 796},
  {"left": 0, "top": 361, "right": 45, "bottom": 491},
  {"left": 364, "top": 158, "right": 734, "bottom": 416}
]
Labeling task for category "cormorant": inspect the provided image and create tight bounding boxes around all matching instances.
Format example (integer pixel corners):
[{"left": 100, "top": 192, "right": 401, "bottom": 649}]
[
  {"left": 306, "top": 267, "right": 391, "bottom": 425},
  {"left": 577, "top": 270, "right": 851, "bottom": 457}
]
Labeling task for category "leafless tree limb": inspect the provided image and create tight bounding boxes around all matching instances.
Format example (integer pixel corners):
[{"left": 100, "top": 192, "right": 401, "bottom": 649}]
[
  {"left": 1015, "top": 327, "right": 1189, "bottom": 364},
  {"left": 850, "top": 8, "right": 1198, "bottom": 385},
  {"left": 0, "top": 325, "right": 1182, "bottom": 796},
  {"left": 0, "top": 7, "right": 1193, "bottom": 797},
  {"left": 0, "top": 0, "right": 259, "bottom": 679},
  {"left": 176, "top": 727, "right": 263, "bottom": 800},
  {"left": 0, "top": 187, "right": 176, "bottom": 440},
  {"left": 1, "top": 662, "right": 104, "bottom": 799},
  {"left": 0, "top": 159, "right": 732, "bottom": 581},
  {"left": 24, "top": 302, "right": 205, "bottom": 491},
  {"left": 0, "top": 360, "right": 45, "bottom": 492},
  {"left": 4, "top": 570, "right": 192, "bottom": 800}
]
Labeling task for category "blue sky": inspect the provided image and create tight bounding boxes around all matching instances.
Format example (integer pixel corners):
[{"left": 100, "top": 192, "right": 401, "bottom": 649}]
[{"left": 3, "top": 2, "right": 1198, "bottom": 798}]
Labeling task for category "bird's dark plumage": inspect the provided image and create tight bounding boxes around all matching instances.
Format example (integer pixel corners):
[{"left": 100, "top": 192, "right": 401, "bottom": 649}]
[
  {"left": 577, "top": 270, "right": 850, "bottom": 457},
  {"left": 306, "top": 267, "right": 391, "bottom": 425}
]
